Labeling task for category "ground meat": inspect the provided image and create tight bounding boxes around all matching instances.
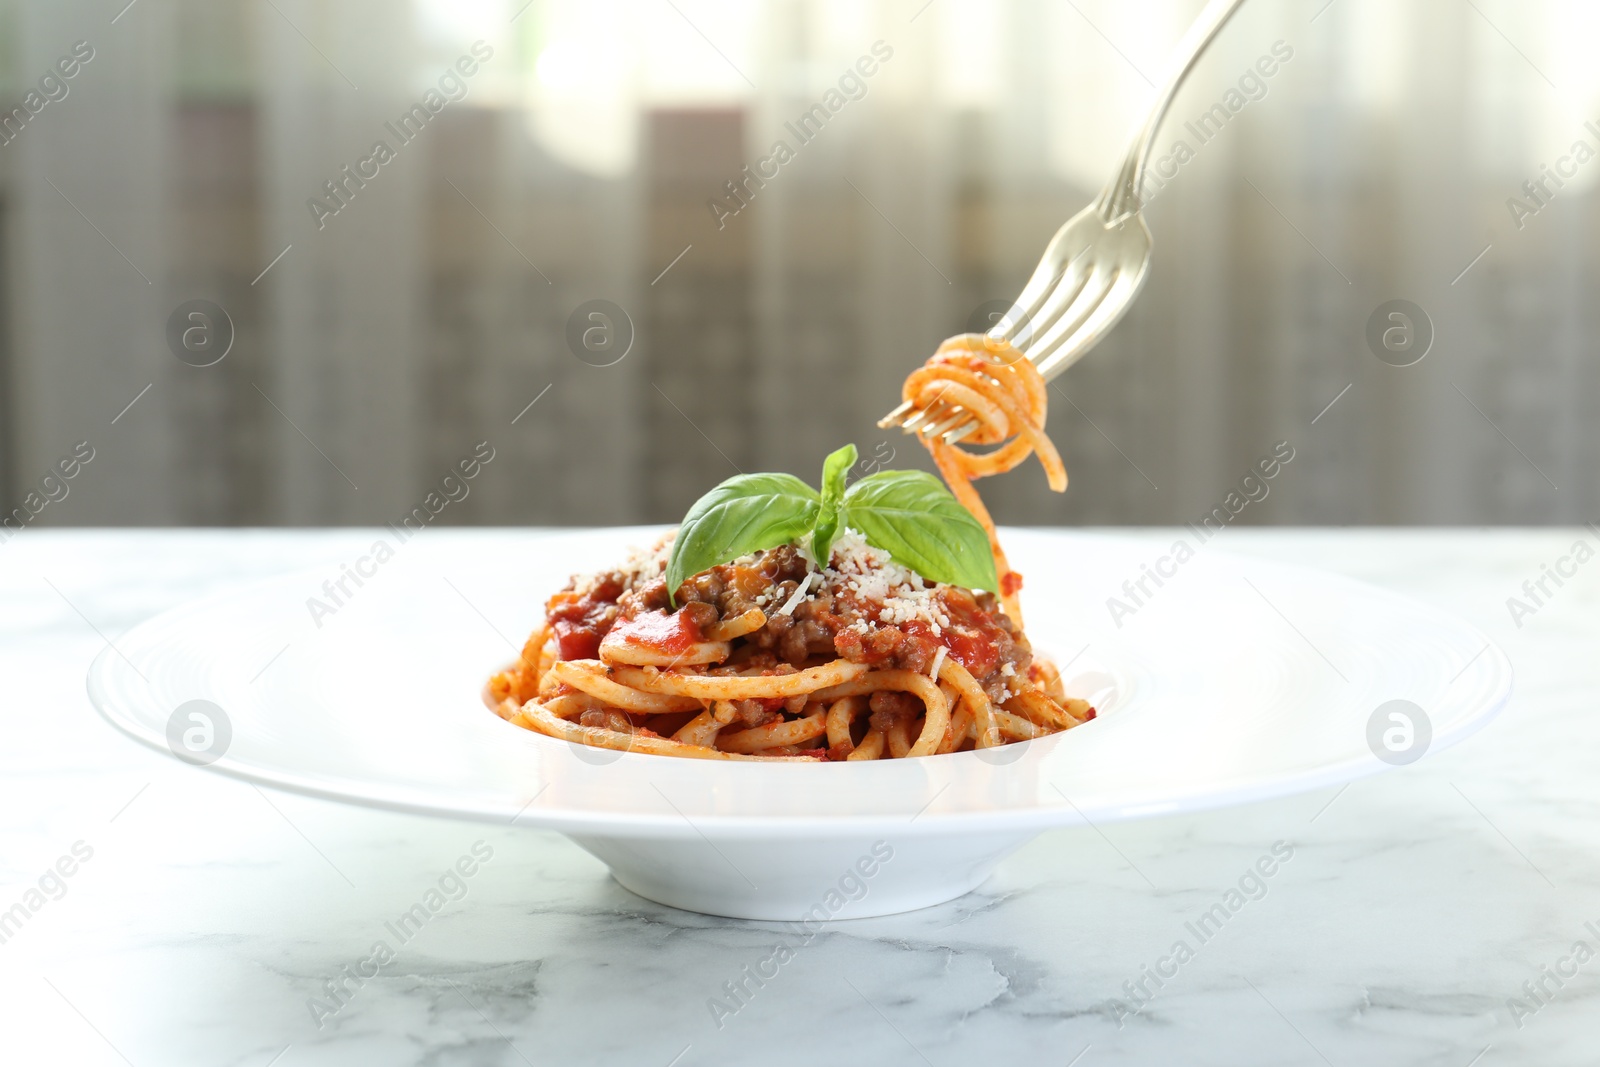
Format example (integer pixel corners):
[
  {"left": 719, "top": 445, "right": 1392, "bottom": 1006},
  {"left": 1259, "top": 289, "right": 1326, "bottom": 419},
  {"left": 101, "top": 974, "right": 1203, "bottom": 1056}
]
[
  {"left": 787, "top": 593, "right": 840, "bottom": 658},
  {"left": 720, "top": 590, "right": 760, "bottom": 619},
  {"left": 679, "top": 600, "right": 717, "bottom": 633},
  {"left": 730, "top": 699, "right": 779, "bottom": 728},
  {"left": 867, "top": 691, "right": 921, "bottom": 732},
  {"left": 579, "top": 709, "right": 635, "bottom": 733},
  {"left": 835, "top": 625, "right": 936, "bottom": 674},
  {"left": 755, "top": 545, "right": 810, "bottom": 585},
  {"left": 677, "top": 567, "right": 727, "bottom": 607},
  {"left": 616, "top": 576, "right": 664, "bottom": 615}
]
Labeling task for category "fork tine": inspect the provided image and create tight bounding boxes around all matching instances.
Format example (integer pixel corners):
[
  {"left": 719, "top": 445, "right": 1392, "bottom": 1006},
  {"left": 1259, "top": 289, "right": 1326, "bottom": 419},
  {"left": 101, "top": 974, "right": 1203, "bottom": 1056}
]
[
  {"left": 923, "top": 409, "right": 969, "bottom": 438},
  {"left": 1060, "top": 276, "right": 1140, "bottom": 374},
  {"left": 877, "top": 399, "right": 916, "bottom": 429},
  {"left": 1026, "top": 265, "right": 1118, "bottom": 373},
  {"left": 901, "top": 400, "right": 951, "bottom": 434},
  {"left": 1011, "top": 249, "right": 1094, "bottom": 356},
  {"left": 876, "top": 201, "right": 1149, "bottom": 427},
  {"left": 1006, "top": 243, "right": 1080, "bottom": 346},
  {"left": 942, "top": 418, "right": 980, "bottom": 446},
  {"left": 1034, "top": 264, "right": 1146, "bottom": 380},
  {"left": 1004, "top": 243, "right": 1097, "bottom": 353}
]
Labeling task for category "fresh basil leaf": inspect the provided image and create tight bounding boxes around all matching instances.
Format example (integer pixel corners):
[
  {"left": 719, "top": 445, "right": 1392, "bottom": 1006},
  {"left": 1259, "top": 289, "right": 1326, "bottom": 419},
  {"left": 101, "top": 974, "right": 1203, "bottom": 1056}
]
[
  {"left": 840, "top": 470, "right": 998, "bottom": 593},
  {"left": 811, "top": 443, "right": 857, "bottom": 567},
  {"left": 665, "top": 473, "right": 820, "bottom": 605}
]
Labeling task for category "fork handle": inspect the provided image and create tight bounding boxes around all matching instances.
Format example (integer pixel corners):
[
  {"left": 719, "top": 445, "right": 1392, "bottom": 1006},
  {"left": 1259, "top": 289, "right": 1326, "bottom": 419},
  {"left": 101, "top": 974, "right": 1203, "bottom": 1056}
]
[{"left": 1097, "top": 0, "right": 1249, "bottom": 226}]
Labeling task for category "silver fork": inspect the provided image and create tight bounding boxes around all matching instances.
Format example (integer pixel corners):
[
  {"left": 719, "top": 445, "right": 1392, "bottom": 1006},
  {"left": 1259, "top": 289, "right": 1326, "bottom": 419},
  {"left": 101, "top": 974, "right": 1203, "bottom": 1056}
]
[{"left": 880, "top": 0, "right": 1249, "bottom": 444}]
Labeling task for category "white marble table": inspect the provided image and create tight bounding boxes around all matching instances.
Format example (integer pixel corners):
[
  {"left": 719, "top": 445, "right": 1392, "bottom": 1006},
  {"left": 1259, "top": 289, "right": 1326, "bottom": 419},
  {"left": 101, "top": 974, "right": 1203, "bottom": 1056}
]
[{"left": 2, "top": 529, "right": 1595, "bottom": 1066}]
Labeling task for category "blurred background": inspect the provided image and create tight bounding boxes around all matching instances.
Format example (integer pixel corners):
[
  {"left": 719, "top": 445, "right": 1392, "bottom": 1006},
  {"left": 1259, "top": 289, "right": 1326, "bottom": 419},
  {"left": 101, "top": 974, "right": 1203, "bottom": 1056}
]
[{"left": 0, "top": 0, "right": 1594, "bottom": 530}]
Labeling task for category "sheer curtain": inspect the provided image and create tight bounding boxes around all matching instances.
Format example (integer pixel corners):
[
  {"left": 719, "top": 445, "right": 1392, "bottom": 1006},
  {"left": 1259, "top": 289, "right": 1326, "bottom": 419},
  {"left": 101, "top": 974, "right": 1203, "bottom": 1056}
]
[{"left": 0, "top": 0, "right": 1592, "bottom": 527}]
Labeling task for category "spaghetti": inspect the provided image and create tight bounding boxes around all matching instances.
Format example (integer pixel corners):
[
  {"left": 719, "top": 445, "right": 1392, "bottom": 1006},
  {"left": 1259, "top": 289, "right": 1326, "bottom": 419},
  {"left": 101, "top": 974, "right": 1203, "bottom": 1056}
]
[
  {"left": 487, "top": 333, "right": 1093, "bottom": 760},
  {"left": 903, "top": 333, "right": 1067, "bottom": 624}
]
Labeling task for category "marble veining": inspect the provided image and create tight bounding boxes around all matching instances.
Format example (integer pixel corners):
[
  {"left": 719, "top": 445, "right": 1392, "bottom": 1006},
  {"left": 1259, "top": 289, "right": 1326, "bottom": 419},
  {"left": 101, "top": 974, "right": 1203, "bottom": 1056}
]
[{"left": 2, "top": 529, "right": 1597, "bottom": 1065}]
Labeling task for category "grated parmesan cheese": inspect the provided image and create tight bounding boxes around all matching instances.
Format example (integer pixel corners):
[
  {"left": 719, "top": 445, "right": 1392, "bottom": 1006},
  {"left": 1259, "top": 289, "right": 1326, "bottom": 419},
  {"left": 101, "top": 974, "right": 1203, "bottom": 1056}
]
[
  {"left": 816, "top": 528, "right": 953, "bottom": 633},
  {"left": 579, "top": 526, "right": 963, "bottom": 641},
  {"left": 613, "top": 533, "right": 674, "bottom": 588}
]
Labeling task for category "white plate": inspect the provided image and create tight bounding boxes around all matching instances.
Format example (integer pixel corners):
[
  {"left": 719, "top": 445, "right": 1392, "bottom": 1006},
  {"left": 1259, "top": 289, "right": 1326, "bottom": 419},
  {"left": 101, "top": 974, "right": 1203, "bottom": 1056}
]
[{"left": 88, "top": 528, "right": 1511, "bottom": 919}]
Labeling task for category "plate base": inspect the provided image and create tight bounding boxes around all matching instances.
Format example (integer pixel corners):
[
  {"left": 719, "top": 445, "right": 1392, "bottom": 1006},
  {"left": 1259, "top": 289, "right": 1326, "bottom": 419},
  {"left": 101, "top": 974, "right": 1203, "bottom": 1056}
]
[{"left": 568, "top": 831, "right": 1038, "bottom": 920}]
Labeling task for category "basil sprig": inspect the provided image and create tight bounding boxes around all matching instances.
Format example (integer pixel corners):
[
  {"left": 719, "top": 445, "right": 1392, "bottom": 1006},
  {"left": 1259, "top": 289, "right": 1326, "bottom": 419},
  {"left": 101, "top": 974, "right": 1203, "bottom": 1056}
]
[{"left": 665, "top": 443, "right": 997, "bottom": 604}]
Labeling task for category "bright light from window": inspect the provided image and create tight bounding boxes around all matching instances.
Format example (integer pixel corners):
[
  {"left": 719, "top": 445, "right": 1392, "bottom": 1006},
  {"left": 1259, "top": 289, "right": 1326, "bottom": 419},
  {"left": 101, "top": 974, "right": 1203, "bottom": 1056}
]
[
  {"left": 938, "top": 0, "right": 1002, "bottom": 107},
  {"left": 414, "top": 0, "right": 509, "bottom": 47}
]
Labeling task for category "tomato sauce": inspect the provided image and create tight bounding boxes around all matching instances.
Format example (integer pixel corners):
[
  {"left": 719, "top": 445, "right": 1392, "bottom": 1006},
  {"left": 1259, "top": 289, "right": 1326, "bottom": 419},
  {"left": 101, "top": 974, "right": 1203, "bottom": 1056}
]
[
  {"left": 902, "top": 594, "right": 1003, "bottom": 678},
  {"left": 545, "top": 575, "right": 623, "bottom": 661},
  {"left": 606, "top": 609, "right": 702, "bottom": 654}
]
